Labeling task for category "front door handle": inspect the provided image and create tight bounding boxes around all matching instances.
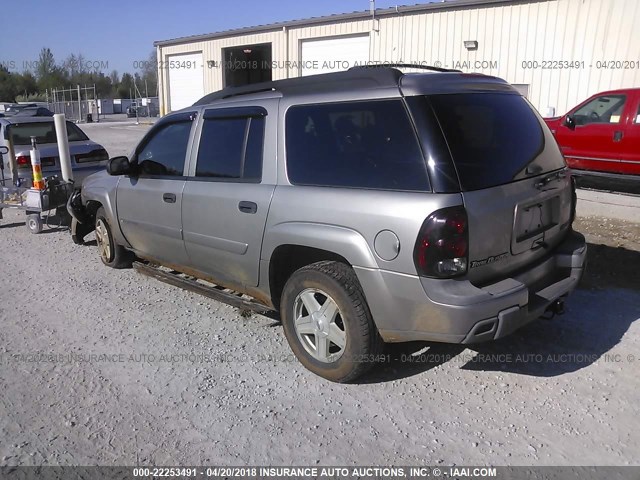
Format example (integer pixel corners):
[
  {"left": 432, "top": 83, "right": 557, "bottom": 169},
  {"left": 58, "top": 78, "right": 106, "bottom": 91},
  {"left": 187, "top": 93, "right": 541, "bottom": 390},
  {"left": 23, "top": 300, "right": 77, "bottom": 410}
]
[
  {"left": 163, "top": 193, "right": 176, "bottom": 203},
  {"left": 613, "top": 131, "right": 623, "bottom": 142},
  {"left": 238, "top": 201, "right": 257, "bottom": 214}
]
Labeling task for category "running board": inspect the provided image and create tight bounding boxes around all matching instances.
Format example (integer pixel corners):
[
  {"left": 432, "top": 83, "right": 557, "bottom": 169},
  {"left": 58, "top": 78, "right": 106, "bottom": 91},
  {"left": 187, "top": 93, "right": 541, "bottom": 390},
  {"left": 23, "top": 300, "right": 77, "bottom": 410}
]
[{"left": 133, "top": 261, "right": 274, "bottom": 314}]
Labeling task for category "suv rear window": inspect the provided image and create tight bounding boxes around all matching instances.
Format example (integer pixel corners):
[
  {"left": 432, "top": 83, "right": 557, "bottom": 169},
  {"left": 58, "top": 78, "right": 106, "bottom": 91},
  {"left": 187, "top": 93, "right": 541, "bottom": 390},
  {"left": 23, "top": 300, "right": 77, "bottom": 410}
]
[
  {"left": 286, "top": 99, "right": 430, "bottom": 192},
  {"left": 428, "top": 93, "right": 562, "bottom": 191}
]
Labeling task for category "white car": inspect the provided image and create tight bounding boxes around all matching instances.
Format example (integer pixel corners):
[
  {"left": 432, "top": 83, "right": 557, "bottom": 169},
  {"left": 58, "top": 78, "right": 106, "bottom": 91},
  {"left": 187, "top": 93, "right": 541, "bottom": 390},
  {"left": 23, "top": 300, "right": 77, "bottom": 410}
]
[{"left": 0, "top": 116, "right": 109, "bottom": 186}]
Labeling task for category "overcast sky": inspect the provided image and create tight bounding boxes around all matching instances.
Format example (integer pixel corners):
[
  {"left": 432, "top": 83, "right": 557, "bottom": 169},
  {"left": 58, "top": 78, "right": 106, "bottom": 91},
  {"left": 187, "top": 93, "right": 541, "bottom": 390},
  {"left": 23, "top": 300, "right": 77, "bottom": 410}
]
[{"left": 0, "top": 0, "right": 425, "bottom": 76}]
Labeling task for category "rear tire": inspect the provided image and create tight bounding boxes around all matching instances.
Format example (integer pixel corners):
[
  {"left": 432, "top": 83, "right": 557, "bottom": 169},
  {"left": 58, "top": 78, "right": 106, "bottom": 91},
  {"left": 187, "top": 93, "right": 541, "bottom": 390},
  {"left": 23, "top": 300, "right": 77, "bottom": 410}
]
[
  {"left": 280, "top": 261, "right": 384, "bottom": 383},
  {"left": 95, "top": 207, "right": 132, "bottom": 269}
]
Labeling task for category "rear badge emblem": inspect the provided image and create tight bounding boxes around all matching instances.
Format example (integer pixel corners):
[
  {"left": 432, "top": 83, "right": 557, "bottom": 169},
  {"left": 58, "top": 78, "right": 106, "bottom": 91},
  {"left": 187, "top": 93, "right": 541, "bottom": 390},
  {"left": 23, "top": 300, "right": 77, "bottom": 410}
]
[{"left": 470, "top": 252, "right": 508, "bottom": 269}]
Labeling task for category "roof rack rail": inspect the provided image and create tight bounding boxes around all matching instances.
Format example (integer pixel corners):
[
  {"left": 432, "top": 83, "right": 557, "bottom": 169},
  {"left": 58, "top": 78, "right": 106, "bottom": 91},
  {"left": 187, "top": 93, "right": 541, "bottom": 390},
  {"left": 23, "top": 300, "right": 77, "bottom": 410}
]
[
  {"left": 221, "top": 86, "right": 276, "bottom": 100},
  {"left": 194, "top": 85, "right": 278, "bottom": 105},
  {"left": 193, "top": 67, "right": 404, "bottom": 106},
  {"left": 350, "top": 63, "right": 462, "bottom": 73}
]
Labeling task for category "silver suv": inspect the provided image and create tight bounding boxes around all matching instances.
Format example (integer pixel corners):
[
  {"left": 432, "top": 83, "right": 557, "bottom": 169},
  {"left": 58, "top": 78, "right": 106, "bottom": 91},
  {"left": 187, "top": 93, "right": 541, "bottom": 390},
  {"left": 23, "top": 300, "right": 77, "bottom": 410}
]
[{"left": 68, "top": 66, "right": 587, "bottom": 382}]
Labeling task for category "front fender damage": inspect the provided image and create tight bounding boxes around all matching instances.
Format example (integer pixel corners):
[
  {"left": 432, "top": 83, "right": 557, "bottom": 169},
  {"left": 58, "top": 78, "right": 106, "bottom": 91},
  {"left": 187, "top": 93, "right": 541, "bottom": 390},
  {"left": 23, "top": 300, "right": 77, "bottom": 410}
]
[{"left": 67, "top": 188, "right": 96, "bottom": 245}]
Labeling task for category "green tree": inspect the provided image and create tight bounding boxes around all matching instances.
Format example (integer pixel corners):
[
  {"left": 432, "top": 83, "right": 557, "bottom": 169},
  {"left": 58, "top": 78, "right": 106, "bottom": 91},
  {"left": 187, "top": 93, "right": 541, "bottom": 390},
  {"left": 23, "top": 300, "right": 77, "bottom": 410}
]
[
  {"left": 0, "top": 65, "right": 18, "bottom": 101},
  {"left": 109, "top": 70, "right": 119, "bottom": 85},
  {"left": 63, "top": 53, "right": 88, "bottom": 79},
  {"left": 35, "top": 47, "right": 68, "bottom": 92},
  {"left": 89, "top": 72, "right": 113, "bottom": 98},
  {"left": 35, "top": 47, "right": 57, "bottom": 80},
  {"left": 139, "top": 50, "right": 158, "bottom": 97},
  {"left": 13, "top": 72, "right": 38, "bottom": 98},
  {"left": 117, "top": 73, "right": 135, "bottom": 99}
]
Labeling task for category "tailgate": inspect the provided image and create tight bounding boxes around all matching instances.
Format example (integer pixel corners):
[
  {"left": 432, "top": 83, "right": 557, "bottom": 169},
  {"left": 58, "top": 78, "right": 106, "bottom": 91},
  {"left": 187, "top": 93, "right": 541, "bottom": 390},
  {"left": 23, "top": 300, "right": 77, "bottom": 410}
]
[
  {"left": 463, "top": 172, "right": 573, "bottom": 284},
  {"left": 424, "top": 90, "right": 572, "bottom": 284}
]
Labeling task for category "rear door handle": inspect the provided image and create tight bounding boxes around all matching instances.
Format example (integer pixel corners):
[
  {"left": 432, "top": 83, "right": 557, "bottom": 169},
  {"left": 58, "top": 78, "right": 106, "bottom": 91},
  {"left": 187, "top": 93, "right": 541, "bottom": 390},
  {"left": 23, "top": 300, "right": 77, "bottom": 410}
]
[
  {"left": 613, "top": 131, "right": 623, "bottom": 142},
  {"left": 163, "top": 193, "right": 176, "bottom": 203},
  {"left": 238, "top": 201, "right": 257, "bottom": 214}
]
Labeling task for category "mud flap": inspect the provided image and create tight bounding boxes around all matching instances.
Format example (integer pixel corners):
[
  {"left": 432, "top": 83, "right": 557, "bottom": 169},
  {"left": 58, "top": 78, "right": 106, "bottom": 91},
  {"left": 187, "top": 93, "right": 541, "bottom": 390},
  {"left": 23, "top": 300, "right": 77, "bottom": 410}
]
[{"left": 71, "top": 217, "right": 95, "bottom": 245}]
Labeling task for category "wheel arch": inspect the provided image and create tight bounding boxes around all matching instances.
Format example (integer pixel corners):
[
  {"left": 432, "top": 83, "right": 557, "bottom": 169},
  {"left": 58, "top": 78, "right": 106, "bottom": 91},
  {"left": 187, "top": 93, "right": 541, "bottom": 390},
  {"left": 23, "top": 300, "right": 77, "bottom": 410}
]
[
  {"left": 82, "top": 187, "right": 129, "bottom": 247},
  {"left": 264, "top": 222, "right": 379, "bottom": 309}
]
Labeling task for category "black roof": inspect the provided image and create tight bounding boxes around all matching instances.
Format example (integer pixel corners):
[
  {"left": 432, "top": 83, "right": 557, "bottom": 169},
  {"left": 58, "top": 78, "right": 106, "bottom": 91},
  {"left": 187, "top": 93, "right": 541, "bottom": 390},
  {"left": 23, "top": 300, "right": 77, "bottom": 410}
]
[{"left": 193, "top": 65, "right": 460, "bottom": 106}]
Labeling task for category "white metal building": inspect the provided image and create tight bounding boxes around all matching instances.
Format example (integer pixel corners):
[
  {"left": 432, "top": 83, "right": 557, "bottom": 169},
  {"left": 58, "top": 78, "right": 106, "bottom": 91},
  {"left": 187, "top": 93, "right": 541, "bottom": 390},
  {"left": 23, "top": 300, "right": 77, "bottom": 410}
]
[{"left": 154, "top": 0, "right": 640, "bottom": 116}]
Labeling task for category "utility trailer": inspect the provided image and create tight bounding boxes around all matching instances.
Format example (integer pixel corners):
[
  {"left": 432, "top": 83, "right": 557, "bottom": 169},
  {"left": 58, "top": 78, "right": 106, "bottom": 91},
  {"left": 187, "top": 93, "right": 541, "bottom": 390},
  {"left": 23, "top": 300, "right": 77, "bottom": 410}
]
[
  {"left": 0, "top": 177, "right": 73, "bottom": 233},
  {"left": 0, "top": 144, "right": 73, "bottom": 234}
]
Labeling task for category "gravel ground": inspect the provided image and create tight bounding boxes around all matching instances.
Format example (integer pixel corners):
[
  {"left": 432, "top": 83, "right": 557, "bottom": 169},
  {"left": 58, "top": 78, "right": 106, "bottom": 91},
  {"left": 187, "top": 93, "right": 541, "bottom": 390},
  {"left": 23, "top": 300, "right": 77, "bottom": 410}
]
[
  {"left": 0, "top": 210, "right": 638, "bottom": 466},
  {"left": 0, "top": 120, "right": 638, "bottom": 466}
]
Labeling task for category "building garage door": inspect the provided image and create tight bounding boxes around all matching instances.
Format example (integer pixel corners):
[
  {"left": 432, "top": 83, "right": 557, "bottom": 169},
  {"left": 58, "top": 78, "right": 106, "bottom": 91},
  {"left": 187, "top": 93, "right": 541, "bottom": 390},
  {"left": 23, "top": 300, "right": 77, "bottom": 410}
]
[
  {"left": 301, "top": 35, "right": 369, "bottom": 76},
  {"left": 168, "top": 52, "right": 204, "bottom": 112}
]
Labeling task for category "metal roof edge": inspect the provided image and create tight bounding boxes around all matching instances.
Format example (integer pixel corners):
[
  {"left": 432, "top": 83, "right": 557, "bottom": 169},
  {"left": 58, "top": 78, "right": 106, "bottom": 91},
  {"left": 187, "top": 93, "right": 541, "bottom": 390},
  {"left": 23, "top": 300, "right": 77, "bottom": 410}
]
[{"left": 154, "top": 0, "right": 549, "bottom": 47}]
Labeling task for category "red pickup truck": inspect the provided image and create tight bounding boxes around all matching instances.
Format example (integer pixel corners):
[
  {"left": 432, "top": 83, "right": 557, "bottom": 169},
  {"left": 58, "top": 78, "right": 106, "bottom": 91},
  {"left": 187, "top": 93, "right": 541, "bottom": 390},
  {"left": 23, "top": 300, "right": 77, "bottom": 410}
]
[{"left": 544, "top": 88, "right": 640, "bottom": 179}]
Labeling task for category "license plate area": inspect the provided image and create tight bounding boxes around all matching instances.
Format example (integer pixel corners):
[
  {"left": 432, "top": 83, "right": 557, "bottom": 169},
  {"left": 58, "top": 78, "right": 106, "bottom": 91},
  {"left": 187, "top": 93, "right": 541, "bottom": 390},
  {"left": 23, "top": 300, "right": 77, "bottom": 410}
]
[
  {"left": 41, "top": 156, "right": 57, "bottom": 167},
  {"left": 512, "top": 196, "right": 560, "bottom": 254}
]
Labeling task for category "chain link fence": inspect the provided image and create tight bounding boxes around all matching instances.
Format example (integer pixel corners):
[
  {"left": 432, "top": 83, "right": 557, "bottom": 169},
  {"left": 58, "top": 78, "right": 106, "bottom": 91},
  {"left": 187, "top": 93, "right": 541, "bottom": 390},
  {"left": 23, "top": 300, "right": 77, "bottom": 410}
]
[{"left": 48, "top": 86, "right": 99, "bottom": 123}]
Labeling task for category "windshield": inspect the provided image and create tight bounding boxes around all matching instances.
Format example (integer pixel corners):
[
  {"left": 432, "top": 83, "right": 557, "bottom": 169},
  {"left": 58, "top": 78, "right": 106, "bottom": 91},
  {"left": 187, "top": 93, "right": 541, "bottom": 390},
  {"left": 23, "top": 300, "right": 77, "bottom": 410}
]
[
  {"left": 427, "top": 93, "right": 563, "bottom": 191},
  {"left": 9, "top": 121, "right": 89, "bottom": 146}
]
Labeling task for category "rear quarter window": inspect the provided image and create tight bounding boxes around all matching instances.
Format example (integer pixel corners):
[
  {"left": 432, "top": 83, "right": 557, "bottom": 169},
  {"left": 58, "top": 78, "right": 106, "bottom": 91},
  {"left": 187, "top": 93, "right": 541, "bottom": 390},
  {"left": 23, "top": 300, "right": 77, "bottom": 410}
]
[
  {"left": 428, "top": 93, "right": 562, "bottom": 191},
  {"left": 285, "top": 99, "right": 430, "bottom": 192}
]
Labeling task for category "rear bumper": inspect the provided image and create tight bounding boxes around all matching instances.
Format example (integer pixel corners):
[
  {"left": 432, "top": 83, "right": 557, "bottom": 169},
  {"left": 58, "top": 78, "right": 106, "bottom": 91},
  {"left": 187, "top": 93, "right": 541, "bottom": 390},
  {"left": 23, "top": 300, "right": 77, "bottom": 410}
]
[{"left": 355, "top": 230, "right": 587, "bottom": 344}]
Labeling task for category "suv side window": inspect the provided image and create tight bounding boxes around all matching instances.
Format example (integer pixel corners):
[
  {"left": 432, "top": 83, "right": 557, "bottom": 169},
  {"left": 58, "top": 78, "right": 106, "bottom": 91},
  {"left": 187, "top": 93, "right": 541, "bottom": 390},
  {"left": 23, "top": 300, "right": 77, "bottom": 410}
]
[
  {"left": 573, "top": 94, "right": 626, "bottom": 125},
  {"left": 285, "top": 99, "right": 430, "bottom": 192},
  {"left": 195, "top": 116, "right": 264, "bottom": 182},
  {"left": 137, "top": 121, "right": 192, "bottom": 176}
]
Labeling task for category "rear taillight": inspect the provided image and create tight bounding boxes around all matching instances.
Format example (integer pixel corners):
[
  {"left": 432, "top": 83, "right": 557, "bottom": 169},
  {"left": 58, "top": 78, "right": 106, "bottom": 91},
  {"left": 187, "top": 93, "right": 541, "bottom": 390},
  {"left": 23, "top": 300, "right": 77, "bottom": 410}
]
[
  {"left": 16, "top": 155, "right": 30, "bottom": 168},
  {"left": 414, "top": 206, "right": 468, "bottom": 278}
]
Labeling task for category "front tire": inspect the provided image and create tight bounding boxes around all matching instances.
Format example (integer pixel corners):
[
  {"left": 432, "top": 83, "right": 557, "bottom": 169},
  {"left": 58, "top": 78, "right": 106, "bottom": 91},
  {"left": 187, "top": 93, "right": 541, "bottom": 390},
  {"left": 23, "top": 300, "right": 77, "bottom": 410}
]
[
  {"left": 95, "top": 207, "right": 132, "bottom": 269},
  {"left": 280, "top": 261, "right": 383, "bottom": 383}
]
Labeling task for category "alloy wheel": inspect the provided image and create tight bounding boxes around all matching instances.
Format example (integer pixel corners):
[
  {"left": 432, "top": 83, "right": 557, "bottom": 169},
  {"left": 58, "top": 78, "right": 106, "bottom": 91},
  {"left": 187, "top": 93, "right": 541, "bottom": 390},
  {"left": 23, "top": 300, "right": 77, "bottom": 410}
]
[{"left": 293, "top": 288, "right": 347, "bottom": 363}]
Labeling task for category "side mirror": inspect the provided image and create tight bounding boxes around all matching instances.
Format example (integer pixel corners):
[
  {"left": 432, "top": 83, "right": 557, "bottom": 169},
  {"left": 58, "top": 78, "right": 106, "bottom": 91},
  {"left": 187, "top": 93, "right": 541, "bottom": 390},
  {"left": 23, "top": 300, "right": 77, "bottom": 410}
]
[
  {"left": 107, "top": 156, "right": 133, "bottom": 176},
  {"left": 563, "top": 115, "right": 576, "bottom": 130}
]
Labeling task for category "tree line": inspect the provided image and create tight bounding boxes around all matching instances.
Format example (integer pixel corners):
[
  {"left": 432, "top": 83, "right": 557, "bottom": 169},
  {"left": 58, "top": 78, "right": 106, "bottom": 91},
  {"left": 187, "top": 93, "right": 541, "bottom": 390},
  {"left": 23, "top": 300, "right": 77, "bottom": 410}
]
[{"left": 0, "top": 47, "right": 158, "bottom": 103}]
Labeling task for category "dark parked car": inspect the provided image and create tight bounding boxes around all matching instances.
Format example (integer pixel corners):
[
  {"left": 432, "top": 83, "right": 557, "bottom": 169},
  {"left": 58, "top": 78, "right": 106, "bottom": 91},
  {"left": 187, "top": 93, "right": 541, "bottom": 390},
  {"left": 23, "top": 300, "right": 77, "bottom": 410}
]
[
  {"left": 126, "top": 104, "right": 158, "bottom": 118},
  {"left": 127, "top": 105, "right": 142, "bottom": 118},
  {"left": 14, "top": 106, "right": 55, "bottom": 117},
  {"left": 3, "top": 103, "right": 38, "bottom": 116}
]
